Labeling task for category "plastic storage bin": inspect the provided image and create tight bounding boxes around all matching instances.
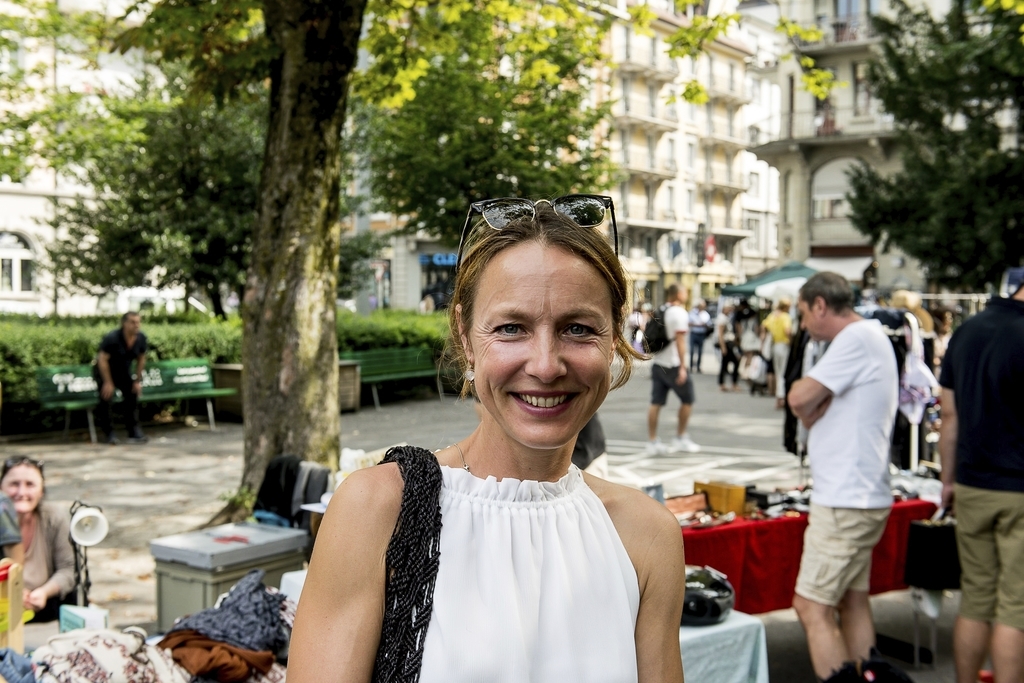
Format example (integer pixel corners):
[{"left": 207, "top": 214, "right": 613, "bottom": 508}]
[{"left": 150, "top": 523, "right": 308, "bottom": 633}]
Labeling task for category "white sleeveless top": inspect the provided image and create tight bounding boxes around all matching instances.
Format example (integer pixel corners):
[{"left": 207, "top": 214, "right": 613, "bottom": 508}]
[{"left": 418, "top": 465, "right": 641, "bottom": 683}]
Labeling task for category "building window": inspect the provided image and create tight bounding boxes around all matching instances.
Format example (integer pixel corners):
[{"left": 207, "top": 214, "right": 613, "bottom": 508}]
[
  {"left": 746, "top": 217, "right": 762, "bottom": 250},
  {"left": 687, "top": 142, "right": 696, "bottom": 169},
  {"left": 728, "top": 64, "right": 735, "bottom": 92},
  {"left": 0, "top": 232, "right": 35, "bottom": 293},
  {"left": 665, "top": 184, "right": 676, "bottom": 219},
  {"left": 687, "top": 189, "right": 695, "bottom": 214},
  {"left": 782, "top": 171, "right": 790, "bottom": 221},
  {"left": 749, "top": 172, "right": 760, "bottom": 197},
  {"left": 813, "top": 197, "right": 849, "bottom": 219},
  {"left": 644, "top": 234, "right": 655, "bottom": 258},
  {"left": 620, "top": 182, "right": 629, "bottom": 218},
  {"left": 812, "top": 158, "right": 856, "bottom": 220},
  {"left": 721, "top": 241, "right": 734, "bottom": 263},
  {"left": 666, "top": 137, "right": 676, "bottom": 171},
  {"left": 835, "top": 0, "right": 859, "bottom": 20},
  {"left": 854, "top": 62, "right": 871, "bottom": 116},
  {"left": 621, "top": 129, "right": 630, "bottom": 164},
  {"left": 0, "top": 260, "right": 11, "bottom": 292}
]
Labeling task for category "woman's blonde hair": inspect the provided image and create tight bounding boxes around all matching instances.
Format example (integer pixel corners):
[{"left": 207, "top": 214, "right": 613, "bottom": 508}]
[{"left": 446, "top": 206, "right": 643, "bottom": 397}]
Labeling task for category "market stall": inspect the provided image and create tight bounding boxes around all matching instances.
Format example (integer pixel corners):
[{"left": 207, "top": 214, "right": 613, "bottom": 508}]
[{"left": 681, "top": 498, "right": 937, "bottom": 614}]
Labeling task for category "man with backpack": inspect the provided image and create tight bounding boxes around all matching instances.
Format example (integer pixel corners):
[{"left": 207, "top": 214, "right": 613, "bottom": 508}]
[{"left": 646, "top": 284, "right": 700, "bottom": 454}]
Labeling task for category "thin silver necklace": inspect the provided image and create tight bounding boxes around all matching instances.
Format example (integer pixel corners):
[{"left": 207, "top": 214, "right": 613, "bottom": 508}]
[{"left": 454, "top": 442, "right": 469, "bottom": 472}]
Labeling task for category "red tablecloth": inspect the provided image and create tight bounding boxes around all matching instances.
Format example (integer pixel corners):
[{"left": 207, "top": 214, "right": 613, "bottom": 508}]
[{"left": 681, "top": 498, "right": 937, "bottom": 614}]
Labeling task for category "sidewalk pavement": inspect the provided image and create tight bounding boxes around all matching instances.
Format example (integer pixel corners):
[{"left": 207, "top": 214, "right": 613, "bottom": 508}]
[{"left": 5, "top": 348, "right": 958, "bottom": 680}]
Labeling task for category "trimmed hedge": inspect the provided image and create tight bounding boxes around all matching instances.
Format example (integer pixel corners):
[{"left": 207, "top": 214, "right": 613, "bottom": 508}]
[
  {"left": 336, "top": 310, "right": 449, "bottom": 353},
  {"left": 0, "top": 321, "right": 243, "bottom": 404},
  {"left": 0, "top": 311, "right": 449, "bottom": 433}
]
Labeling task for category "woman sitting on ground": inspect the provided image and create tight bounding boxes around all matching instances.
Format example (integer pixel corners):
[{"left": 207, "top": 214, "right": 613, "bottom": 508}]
[
  {"left": 1, "top": 457, "right": 75, "bottom": 622},
  {"left": 290, "top": 196, "right": 686, "bottom": 682}
]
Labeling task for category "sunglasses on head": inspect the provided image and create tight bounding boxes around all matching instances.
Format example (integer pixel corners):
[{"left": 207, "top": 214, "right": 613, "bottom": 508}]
[
  {"left": 2, "top": 456, "right": 44, "bottom": 479},
  {"left": 455, "top": 194, "right": 618, "bottom": 274}
]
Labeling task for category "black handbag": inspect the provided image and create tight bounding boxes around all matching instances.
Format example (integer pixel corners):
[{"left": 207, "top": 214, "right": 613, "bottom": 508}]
[{"left": 904, "top": 516, "right": 961, "bottom": 590}]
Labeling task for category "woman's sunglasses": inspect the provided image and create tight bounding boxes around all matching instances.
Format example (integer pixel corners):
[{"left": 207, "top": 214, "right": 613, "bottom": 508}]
[
  {"left": 2, "top": 456, "right": 44, "bottom": 479},
  {"left": 455, "top": 194, "right": 618, "bottom": 274}
]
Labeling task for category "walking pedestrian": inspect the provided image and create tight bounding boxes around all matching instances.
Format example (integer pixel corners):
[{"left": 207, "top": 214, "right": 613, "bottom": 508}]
[
  {"left": 688, "top": 299, "right": 711, "bottom": 373},
  {"left": 716, "top": 304, "right": 741, "bottom": 392},
  {"left": 762, "top": 299, "right": 794, "bottom": 409},
  {"left": 787, "top": 272, "right": 900, "bottom": 680},
  {"left": 94, "top": 311, "right": 148, "bottom": 444},
  {"left": 647, "top": 284, "right": 700, "bottom": 454},
  {"left": 939, "top": 270, "right": 1024, "bottom": 683}
]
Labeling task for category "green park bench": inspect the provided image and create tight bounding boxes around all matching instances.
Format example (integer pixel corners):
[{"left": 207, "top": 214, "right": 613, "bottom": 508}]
[
  {"left": 36, "top": 358, "right": 237, "bottom": 443},
  {"left": 339, "top": 346, "right": 445, "bottom": 410}
]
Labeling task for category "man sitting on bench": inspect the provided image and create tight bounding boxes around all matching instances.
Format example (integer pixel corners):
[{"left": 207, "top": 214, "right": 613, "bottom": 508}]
[{"left": 94, "top": 311, "right": 148, "bottom": 444}]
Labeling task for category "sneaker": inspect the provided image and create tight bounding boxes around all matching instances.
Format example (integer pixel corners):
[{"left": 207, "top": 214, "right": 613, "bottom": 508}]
[
  {"left": 128, "top": 430, "right": 149, "bottom": 444},
  {"left": 671, "top": 434, "right": 701, "bottom": 453},
  {"left": 104, "top": 433, "right": 119, "bottom": 445},
  {"left": 645, "top": 440, "right": 668, "bottom": 455}
]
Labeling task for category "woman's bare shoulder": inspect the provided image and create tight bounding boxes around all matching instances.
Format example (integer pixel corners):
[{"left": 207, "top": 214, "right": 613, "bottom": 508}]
[{"left": 322, "top": 463, "right": 405, "bottom": 538}]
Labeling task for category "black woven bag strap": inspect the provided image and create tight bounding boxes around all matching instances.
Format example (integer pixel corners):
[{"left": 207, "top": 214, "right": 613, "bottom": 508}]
[{"left": 371, "top": 445, "right": 443, "bottom": 683}]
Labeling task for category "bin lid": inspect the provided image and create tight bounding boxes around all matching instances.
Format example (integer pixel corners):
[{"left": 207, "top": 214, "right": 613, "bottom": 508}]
[{"left": 150, "top": 522, "right": 309, "bottom": 570}]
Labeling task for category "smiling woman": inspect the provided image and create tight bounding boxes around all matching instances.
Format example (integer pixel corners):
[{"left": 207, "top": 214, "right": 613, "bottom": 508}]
[
  {"left": 0, "top": 458, "right": 76, "bottom": 623},
  {"left": 288, "top": 200, "right": 687, "bottom": 683}
]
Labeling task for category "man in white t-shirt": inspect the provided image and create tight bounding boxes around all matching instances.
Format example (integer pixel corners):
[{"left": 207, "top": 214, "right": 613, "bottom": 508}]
[
  {"left": 788, "top": 272, "right": 899, "bottom": 680},
  {"left": 647, "top": 284, "right": 700, "bottom": 454}
]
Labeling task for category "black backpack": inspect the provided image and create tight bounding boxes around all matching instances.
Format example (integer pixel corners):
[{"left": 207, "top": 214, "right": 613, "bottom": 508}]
[{"left": 643, "top": 304, "right": 672, "bottom": 354}]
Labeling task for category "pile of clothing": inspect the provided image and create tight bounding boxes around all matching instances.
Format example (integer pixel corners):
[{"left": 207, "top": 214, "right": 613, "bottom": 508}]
[{"left": 0, "top": 569, "right": 296, "bottom": 683}]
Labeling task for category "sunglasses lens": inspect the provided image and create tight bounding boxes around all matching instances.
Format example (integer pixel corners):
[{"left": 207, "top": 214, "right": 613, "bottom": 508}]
[
  {"left": 553, "top": 197, "right": 607, "bottom": 227},
  {"left": 481, "top": 200, "right": 535, "bottom": 230}
]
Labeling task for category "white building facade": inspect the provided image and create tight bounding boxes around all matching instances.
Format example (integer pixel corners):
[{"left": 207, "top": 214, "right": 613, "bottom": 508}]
[
  {"left": 606, "top": 0, "right": 782, "bottom": 306},
  {"left": 747, "top": 0, "right": 950, "bottom": 290}
]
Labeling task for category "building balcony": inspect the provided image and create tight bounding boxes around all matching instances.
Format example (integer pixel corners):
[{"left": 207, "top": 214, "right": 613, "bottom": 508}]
[
  {"left": 612, "top": 45, "right": 680, "bottom": 82},
  {"left": 698, "top": 125, "right": 748, "bottom": 152},
  {"left": 705, "top": 79, "right": 751, "bottom": 105},
  {"left": 746, "top": 52, "right": 779, "bottom": 74},
  {"left": 809, "top": 218, "right": 872, "bottom": 246},
  {"left": 613, "top": 96, "right": 679, "bottom": 132},
  {"left": 621, "top": 155, "right": 678, "bottom": 181},
  {"left": 797, "top": 15, "right": 880, "bottom": 56},
  {"left": 698, "top": 171, "right": 749, "bottom": 195},
  {"left": 621, "top": 200, "right": 679, "bottom": 228},
  {"left": 711, "top": 223, "right": 752, "bottom": 239},
  {"left": 749, "top": 107, "right": 896, "bottom": 162}
]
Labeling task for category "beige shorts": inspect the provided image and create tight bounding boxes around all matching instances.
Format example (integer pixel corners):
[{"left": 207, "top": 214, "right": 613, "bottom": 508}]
[
  {"left": 795, "top": 503, "right": 891, "bottom": 606},
  {"left": 956, "top": 483, "right": 1024, "bottom": 631}
]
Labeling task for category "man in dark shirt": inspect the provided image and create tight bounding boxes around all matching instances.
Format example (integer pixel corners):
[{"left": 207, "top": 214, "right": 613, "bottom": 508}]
[
  {"left": 939, "top": 272, "right": 1024, "bottom": 683},
  {"left": 95, "top": 311, "right": 148, "bottom": 444}
]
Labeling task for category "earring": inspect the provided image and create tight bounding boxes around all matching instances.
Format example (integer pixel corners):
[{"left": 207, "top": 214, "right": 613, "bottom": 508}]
[{"left": 465, "top": 368, "right": 475, "bottom": 382}]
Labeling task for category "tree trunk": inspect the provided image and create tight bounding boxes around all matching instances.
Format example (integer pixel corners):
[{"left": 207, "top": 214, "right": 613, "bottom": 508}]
[{"left": 240, "top": 0, "right": 367, "bottom": 493}]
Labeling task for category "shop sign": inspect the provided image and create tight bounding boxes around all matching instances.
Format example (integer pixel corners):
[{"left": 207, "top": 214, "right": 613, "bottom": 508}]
[{"left": 419, "top": 253, "right": 458, "bottom": 267}]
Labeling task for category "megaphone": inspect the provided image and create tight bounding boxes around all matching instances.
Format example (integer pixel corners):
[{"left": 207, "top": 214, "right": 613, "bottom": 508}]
[{"left": 70, "top": 506, "right": 108, "bottom": 547}]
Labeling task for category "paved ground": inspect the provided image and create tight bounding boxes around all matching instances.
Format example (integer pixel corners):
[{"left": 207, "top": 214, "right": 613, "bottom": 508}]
[{"left": 4, "top": 347, "right": 960, "bottom": 680}]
